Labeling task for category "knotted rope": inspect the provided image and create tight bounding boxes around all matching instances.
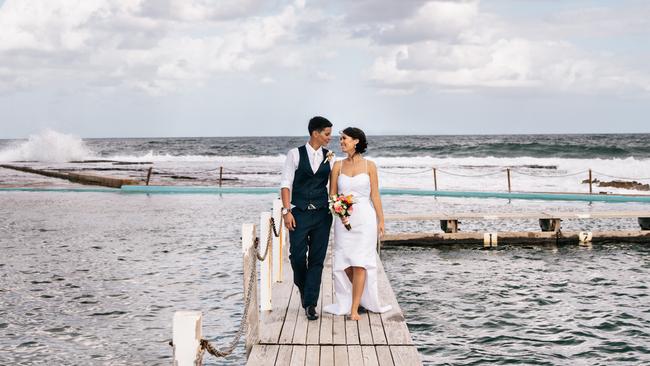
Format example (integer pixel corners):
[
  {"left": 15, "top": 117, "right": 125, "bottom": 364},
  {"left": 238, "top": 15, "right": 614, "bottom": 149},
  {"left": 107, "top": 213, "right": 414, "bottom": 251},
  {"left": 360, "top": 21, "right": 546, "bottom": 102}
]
[{"left": 174, "top": 215, "right": 282, "bottom": 360}]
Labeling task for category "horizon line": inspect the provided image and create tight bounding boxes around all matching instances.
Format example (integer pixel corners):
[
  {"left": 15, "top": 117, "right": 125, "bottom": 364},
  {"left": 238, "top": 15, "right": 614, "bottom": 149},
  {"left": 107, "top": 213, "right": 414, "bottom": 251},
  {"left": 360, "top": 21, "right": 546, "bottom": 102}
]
[{"left": 1, "top": 131, "right": 650, "bottom": 140}]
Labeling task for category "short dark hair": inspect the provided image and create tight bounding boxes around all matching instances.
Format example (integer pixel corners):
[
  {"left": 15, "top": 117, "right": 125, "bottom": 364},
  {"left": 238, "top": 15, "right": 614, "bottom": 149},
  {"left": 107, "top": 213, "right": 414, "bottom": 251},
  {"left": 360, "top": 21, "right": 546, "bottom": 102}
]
[
  {"left": 342, "top": 127, "right": 368, "bottom": 154},
  {"left": 308, "top": 116, "right": 332, "bottom": 135}
]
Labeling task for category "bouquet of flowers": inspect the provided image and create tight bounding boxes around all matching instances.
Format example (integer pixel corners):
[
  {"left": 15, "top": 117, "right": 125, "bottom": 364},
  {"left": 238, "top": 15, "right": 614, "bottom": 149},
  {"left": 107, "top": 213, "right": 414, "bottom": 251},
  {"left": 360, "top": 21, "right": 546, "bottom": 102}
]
[{"left": 329, "top": 193, "right": 354, "bottom": 230}]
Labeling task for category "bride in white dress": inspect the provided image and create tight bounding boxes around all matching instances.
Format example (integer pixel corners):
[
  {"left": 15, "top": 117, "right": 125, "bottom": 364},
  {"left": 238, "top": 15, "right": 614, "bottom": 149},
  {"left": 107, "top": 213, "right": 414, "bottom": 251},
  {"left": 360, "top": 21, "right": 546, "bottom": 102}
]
[{"left": 323, "top": 127, "right": 392, "bottom": 320}]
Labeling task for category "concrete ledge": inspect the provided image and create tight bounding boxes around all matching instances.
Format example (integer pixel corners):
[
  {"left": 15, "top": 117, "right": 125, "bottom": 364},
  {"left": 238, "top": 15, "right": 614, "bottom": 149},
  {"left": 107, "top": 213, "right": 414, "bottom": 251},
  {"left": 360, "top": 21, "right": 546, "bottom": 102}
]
[{"left": 1, "top": 164, "right": 138, "bottom": 188}]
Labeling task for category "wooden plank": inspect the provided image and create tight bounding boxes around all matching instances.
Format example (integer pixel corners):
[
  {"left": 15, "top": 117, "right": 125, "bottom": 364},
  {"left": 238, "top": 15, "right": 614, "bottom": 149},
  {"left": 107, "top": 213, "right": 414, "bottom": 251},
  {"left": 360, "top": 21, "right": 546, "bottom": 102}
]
[
  {"left": 276, "top": 345, "right": 293, "bottom": 366},
  {"left": 358, "top": 312, "right": 373, "bottom": 345},
  {"left": 246, "top": 345, "right": 279, "bottom": 366},
  {"left": 293, "top": 288, "right": 309, "bottom": 344},
  {"left": 376, "top": 346, "right": 394, "bottom": 366},
  {"left": 332, "top": 314, "right": 346, "bottom": 345},
  {"left": 331, "top": 259, "right": 345, "bottom": 345},
  {"left": 308, "top": 257, "right": 328, "bottom": 344},
  {"left": 334, "top": 346, "right": 349, "bottom": 366},
  {"left": 321, "top": 345, "right": 334, "bottom": 366},
  {"left": 305, "top": 279, "right": 323, "bottom": 344},
  {"left": 279, "top": 286, "right": 301, "bottom": 344},
  {"left": 305, "top": 345, "right": 320, "bottom": 365},
  {"left": 386, "top": 210, "right": 650, "bottom": 222},
  {"left": 377, "top": 261, "right": 412, "bottom": 345},
  {"left": 319, "top": 254, "right": 334, "bottom": 344},
  {"left": 345, "top": 315, "right": 360, "bottom": 345},
  {"left": 259, "top": 258, "right": 295, "bottom": 343},
  {"left": 361, "top": 346, "right": 380, "bottom": 366},
  {"left": 389, "top": 346, "right": 421, "bottom": 366},
  {"left": 382, "top": 230, "right": 650, "bottom": 246},
  {"left": 347, "top": 345, "right": 363, "bottom": 365},
  {"left": 289, "top": 345, "right": 306, "bottom": 366},
  {"left": 369, "top": 312, "right": 387, "bottom": 345}
]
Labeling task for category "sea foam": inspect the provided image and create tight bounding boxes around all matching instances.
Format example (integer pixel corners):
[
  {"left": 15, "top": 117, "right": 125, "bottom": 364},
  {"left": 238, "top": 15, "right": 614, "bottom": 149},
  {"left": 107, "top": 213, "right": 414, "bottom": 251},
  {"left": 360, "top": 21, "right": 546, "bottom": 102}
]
[{"left": 0, "top": 130, "right": 94, "bottom": 162}]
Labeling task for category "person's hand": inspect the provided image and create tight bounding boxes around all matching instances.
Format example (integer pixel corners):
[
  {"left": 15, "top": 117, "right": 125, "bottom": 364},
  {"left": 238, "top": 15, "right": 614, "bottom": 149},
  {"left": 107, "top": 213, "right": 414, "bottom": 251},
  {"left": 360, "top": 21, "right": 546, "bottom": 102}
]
[
  {"left": 284, "top": 212, "right": 296, "bottom": 231},
  {"left": 378, "top": 220, "right": 385, "bottom": 237}
]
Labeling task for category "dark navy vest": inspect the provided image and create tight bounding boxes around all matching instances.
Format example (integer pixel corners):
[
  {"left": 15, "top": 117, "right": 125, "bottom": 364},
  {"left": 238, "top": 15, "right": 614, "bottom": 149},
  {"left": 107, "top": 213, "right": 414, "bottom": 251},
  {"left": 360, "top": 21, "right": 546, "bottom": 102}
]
[{"left": 291, "top": 145, "right": 331, "bottom": 210}]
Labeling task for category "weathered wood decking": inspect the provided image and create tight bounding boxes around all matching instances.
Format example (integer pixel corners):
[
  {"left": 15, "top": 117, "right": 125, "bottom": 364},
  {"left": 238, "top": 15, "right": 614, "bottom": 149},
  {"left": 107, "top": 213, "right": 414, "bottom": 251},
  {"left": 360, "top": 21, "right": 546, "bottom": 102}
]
[
  {"left": 246, "top": 253, "right": 421, "bottom": 366},
  {"left": 382, "top": 210, "right": 650, "bottom": 246}
]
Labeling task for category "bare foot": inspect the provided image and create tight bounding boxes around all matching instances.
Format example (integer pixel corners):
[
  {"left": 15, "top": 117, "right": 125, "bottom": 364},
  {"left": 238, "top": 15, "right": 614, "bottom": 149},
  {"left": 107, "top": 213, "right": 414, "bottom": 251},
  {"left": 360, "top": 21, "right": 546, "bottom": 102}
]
[{"left": 348, "top": 313, "right": 361, "bottom": 321}]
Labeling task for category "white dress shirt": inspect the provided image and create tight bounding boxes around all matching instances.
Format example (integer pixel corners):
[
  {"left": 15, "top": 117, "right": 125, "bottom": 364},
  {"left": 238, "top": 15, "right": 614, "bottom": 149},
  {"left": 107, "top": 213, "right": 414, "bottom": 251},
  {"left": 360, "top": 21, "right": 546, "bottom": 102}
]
[{"left": 280, "top": 143, "right": 334, "bottom": 190}]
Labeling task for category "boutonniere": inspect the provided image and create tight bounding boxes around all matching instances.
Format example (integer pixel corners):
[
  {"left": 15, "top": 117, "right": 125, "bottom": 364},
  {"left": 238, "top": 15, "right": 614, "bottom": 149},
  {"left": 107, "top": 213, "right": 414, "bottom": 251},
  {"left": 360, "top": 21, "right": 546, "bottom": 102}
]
[{"left": 324, "top": 151, "right": 335, "bottom": 164}]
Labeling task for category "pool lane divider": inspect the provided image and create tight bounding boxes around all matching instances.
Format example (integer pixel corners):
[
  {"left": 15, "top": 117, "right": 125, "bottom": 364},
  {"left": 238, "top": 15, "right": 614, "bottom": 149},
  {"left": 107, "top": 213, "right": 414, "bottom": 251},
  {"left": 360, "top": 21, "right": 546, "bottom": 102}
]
[
  {"left": 121, "top": 185, "right": 650, "bottom": 203},
  {"left": 2, "top": 183, "right": 650, "bottom": 203}
]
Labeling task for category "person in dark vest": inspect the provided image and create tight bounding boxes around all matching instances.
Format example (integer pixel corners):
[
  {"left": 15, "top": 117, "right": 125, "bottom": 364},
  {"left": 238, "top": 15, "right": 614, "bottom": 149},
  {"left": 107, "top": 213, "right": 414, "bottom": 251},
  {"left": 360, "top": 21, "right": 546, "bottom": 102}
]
[{"left": 280, "top": 116, "right": 334, "bottom": 320}]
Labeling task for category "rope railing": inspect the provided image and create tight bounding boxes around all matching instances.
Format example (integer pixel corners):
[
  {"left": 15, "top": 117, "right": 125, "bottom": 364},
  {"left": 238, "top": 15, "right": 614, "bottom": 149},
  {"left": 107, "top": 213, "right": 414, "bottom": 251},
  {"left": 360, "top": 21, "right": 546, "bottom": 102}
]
[
  {"left": 146, "top": 164, "right": 650, "bottom": 195},
  {"left": 190, "top": 215, "right": 282, "bottom": 361},
  {"left": 435, "top": 168, "right": 505, "bottom": 178},
  {"left": 510, "top": 169, "right": 589, "bottom": 178}
]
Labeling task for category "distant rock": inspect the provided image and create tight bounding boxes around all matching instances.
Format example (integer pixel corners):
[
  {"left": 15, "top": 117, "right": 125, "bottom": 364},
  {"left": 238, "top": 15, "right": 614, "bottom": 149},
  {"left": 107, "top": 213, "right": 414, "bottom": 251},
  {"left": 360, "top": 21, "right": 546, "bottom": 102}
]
[{"left": 582, "top": 178, "right": 650, "bottom": 191}]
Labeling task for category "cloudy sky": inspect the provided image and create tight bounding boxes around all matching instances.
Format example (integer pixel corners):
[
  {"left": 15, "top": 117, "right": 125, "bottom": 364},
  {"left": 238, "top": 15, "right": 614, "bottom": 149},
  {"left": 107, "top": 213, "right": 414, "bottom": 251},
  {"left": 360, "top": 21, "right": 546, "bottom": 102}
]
[{"left": 0, "top": 0, "right": 649, "bottom": 138}]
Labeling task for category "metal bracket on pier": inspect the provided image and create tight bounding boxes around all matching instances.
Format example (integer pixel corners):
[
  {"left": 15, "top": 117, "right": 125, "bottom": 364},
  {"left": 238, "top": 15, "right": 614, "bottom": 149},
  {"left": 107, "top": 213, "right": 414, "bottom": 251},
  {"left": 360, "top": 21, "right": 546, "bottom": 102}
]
[
  {"left": 483, "top": 232, "right": 498, "bottom": 248},
  {"left": 539, "top": 218, "right": 561, "bottom": 232},
  {"left": 441, "top": 219, "right": 459, "bottom": 233}
]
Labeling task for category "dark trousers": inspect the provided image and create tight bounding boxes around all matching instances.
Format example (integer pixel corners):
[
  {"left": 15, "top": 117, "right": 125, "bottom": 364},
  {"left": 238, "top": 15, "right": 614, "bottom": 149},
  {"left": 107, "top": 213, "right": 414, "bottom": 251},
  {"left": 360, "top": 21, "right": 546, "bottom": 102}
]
[{"left": 289, "top": 207, "right": 332, "bottom": 308}]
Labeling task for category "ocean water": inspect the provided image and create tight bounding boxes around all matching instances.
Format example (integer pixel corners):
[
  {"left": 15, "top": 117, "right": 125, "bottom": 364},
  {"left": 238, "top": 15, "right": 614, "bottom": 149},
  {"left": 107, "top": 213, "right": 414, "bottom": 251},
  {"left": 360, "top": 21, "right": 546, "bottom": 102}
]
[
  {"left": 1, "top": 131, "right": 650, "bottom": 194},
  {"left": 1, "top": 131, "right": 650, "bottom": 365}
]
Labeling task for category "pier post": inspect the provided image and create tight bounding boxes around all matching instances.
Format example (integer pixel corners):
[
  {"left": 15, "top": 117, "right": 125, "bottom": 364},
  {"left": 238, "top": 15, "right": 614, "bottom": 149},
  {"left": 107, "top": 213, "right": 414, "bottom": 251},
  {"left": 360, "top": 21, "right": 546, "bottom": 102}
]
[
  {"left": 440, "top": 219, "right": 458, "bottom": 233},
  {"left": 483, "top": 232, "right": 498, "bottom": 248},
  {"left": 507, "top": 168, "right": 511, "bottom": 193},
  {"left": 259, "top": 212, "right": 273, "bottom": 311},
  {"left": 146, "top": 167, "right": 153, "bottom": 186},
  {"left": 219, "top": 166, "right": 223, "bottom": 187},
  {"left": 539, "top": 218, "right": 561, "bottom": 232},
  {"left": 172, "top": 311, "right": 202, "bottom": 366},
  {"left": 639, "top": 217, "right": 650, "bottom": 230},
  {"left": 272, "top": 199, "right": 284, "bottom": 282},
  {"left": 433, "top": 168, "right": 438, "bottom": 191},
  {"left": 588, "top": 169, "right": 593, "bottom": 194},
  {"left": 242, "top": 223, "right": 259, "bottom": 356}
]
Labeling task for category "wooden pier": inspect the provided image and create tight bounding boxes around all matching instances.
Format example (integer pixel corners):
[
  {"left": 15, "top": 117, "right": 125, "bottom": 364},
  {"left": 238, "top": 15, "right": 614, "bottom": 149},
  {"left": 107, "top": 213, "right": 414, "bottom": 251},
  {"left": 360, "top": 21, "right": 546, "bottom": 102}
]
[
  {"left": 382, "top": 210, "right": 650, "bottom": 246},
  {"left": 246, "top": 252, "right": 420, "bottom": 366},
  {"left": 171, "top": 199, "right": 421, "bottom": 366}
]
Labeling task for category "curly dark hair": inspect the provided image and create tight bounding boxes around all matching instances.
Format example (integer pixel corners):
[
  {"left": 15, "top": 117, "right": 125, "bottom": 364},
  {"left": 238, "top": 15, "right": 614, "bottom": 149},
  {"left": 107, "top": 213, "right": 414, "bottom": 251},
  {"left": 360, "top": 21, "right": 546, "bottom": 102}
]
[{"left": 342, "top": 127, "right": 368, "bottom": 154}]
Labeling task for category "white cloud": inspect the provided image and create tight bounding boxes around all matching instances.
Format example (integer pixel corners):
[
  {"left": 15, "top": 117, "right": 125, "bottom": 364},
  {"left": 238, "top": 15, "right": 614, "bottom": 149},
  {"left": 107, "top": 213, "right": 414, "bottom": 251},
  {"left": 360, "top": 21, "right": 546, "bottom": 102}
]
[
  {"left": 0, "top": 0, "right": 308, "bottom": 95},
  {"left": 315, "top": 71, "right": 334, "bottom": 81},
  {"left": 0, "top": 0, "right": 648, "bottom": 99},
  {"left": 363, "top": 1, "right": 650, "bottom": 95}
]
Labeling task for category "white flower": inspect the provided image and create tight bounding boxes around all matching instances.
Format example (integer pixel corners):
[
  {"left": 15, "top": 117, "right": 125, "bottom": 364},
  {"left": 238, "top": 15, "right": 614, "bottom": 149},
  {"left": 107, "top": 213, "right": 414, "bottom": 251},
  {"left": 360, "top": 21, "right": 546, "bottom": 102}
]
[{"left": 324, "top": 151, "right": 335, "bottom": 164}]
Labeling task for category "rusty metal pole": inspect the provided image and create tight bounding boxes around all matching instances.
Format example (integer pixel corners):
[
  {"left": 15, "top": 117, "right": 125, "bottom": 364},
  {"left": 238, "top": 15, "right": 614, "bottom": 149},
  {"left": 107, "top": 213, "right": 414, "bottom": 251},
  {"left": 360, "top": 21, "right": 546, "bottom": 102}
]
[
  {"left": 146, "top": 167, "right": 153, "bottom": 186},
  {"left": 219, "top": 166, "right": 223, "bottom": 187},
  {"left": 589, "top": 169, "right": 593, "bottom": 194},
  {"left": 433, "top": 167, "right": 438, "bottom": 191},
  {"left": 507, "top": 168, "right": 511, "bottom": 193}
]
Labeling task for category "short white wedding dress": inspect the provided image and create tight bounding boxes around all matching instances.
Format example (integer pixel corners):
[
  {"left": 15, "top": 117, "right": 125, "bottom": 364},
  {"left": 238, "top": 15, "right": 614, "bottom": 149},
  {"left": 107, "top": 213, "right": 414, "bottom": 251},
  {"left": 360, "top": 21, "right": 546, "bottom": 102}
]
[{"left": 323, "top": 160, "right": 392, "bottom": 315}]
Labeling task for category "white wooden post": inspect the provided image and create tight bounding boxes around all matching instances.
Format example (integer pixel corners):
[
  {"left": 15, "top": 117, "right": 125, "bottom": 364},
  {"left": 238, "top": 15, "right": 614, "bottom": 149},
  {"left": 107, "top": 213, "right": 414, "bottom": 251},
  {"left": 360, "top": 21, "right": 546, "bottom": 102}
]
[
  {"left": 272, "top": 199, "right": 283, "bottom": 282},
  {"left": 259, "top": 212, "right": 273, "bottom": 311},
  {"left": 242, "top": 223, "right": 258, "bottom": 356},
  {"left": 172, "top": 311, "right": 202, "bottom": 366}
]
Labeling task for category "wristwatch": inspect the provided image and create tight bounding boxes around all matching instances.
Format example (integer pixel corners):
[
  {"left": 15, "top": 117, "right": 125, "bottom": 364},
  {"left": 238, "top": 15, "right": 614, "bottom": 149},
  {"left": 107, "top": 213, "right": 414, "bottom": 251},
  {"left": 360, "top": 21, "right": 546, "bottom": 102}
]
[{"left": 281, "top": 207, "right": 291, "bottom": 215}]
